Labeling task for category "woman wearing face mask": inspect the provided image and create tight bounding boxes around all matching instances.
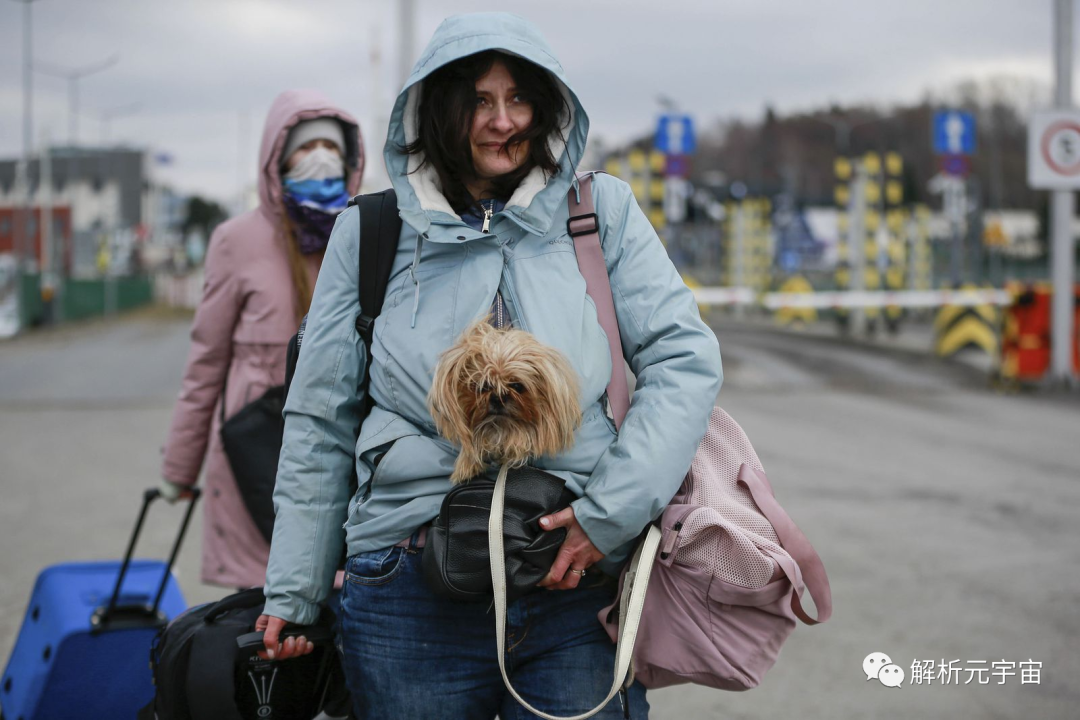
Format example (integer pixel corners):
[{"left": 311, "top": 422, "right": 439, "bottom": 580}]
[{"left": 159, "top": 90, "right": 364, "bottom": 590}]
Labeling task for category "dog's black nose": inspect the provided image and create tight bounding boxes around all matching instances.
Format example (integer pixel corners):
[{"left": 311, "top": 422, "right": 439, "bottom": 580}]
[{"left": 488, "top": 394, "right": 510, "bottom": 415}]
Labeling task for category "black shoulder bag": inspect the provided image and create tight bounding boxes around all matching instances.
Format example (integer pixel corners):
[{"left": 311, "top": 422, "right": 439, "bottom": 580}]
[{"left": 220, "top": 190, "right": 403, "bottom": 543}]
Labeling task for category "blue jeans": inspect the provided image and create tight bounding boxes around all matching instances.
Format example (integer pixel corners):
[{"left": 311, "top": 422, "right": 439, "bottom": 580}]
[{"left": 336, "top": 536, "right": 649, "bottom": 719}]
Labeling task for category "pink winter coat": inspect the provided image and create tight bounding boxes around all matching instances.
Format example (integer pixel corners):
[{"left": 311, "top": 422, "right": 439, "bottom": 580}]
[{"left": 162, "top": 89, "right": 364, "bottom": 589}]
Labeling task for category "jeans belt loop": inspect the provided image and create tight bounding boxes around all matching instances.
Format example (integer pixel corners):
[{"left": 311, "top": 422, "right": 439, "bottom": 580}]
[{"left": 395, "top": 524, "right": 428, "bottom": 550}]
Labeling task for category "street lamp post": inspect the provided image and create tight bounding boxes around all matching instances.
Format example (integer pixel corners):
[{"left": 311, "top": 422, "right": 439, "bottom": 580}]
[
  {"left": 96, "top": 102, "right": 141, "bottom": 145},
  {"left": 1050, "top": 0, "right": 1077, "bottom": 385},
  {"left": 36, "top": 54, "right": 119, "bottom": 147},
  {"left": 397, "top": 0, "right": 415, "bottom": 90},
  {"left": 10, "top": 0, "right": 40, "bottom": 333}
]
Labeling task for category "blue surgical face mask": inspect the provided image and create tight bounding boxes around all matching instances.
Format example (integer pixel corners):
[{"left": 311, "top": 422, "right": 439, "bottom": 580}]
[{"left": 283, "top": 146, "right": 344, "bottom": 182}]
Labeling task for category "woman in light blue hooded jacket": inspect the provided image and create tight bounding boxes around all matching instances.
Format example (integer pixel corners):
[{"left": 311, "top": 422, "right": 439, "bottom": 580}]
[{"left": 259, "top": 13, "right": 721, "bottom": 718}]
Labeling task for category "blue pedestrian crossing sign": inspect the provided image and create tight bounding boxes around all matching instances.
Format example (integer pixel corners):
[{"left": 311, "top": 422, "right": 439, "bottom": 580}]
[
  {"left": 933, "top": 110, "right": 976, "bottom": 155},
  {"left": 655, "top": 114, "right": 696, "bottom": 155}
]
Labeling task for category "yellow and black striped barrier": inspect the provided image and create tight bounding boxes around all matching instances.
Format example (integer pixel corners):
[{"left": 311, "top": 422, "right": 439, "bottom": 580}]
[
  {"left": 774, "top": 276, "right": 817, "bottom": 326},
  {"left": 934, "top": 285, "right": 999, "bottom": 359}
]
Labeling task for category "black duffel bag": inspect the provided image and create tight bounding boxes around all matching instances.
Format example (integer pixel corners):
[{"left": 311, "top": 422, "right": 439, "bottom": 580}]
[
  {"left": 139, "top": 588, "right": 348, "bottom": 720},
  {"left": 422, "top": 465, "right": 576, "bottom": 602},
  {"left": 219, "top": 381, "right": 284, "bottom": 544}
]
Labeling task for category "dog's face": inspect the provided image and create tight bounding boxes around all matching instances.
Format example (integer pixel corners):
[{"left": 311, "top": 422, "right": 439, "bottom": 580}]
[{"left": 428, "top": 320, "right": 582, "bottom": 483}]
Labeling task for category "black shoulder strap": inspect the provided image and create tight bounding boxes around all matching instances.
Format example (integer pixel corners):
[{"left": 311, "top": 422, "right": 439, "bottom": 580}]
[
  {"left": 350, "top": 189, "right": 401, "bottom": 349},
  {"left": 283, "top": 192, "right": 400, "bottom": 404},
  {"left": 348, "top": 190, "right": 402, "bottom": 417}
]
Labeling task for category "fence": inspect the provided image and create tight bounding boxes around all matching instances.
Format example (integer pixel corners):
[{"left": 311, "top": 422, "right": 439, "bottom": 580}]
[{"left": 17, "top": 273, "right": 155, "bottom": 327}]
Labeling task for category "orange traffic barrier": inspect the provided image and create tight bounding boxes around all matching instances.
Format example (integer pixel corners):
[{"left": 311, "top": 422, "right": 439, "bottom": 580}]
[{"left": 999, "top": 282, "right": 1080, "bottom": 383}]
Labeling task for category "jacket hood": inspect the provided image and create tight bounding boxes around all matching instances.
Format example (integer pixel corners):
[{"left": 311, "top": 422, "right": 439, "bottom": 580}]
[
  {"left": 257, "top": 89, "right": 365, "bottom": 221},
  {"left": 385, "top": 12, "right": 589, "bottom": 237}
]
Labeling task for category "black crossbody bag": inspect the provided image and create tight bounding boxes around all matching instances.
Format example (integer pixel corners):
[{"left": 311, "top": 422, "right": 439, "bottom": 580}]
[
  {"left": 219, "top": 190, "right": 403, "bottom": 543},
  {"left": 423, "top": 466, "right": 576, "bottom": 602}
]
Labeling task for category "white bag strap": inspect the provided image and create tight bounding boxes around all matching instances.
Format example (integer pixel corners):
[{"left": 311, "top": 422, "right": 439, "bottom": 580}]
[{"left": 489, "top": 464, "right": 661, "bottom": 720}]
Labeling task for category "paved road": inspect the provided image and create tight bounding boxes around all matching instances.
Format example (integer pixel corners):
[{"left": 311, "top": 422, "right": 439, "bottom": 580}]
[{"left": 2, "top": 309, "right": 1078, "bottom": 719}]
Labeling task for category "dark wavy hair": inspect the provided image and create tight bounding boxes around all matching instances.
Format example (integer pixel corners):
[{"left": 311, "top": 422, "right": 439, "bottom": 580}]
[{"left": 403, "top": 50, "right": 570, "bottom": 214}]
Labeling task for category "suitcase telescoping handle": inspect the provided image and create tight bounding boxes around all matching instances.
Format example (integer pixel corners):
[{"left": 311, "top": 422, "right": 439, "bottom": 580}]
[{"left": 95, "top": 487, "right": 202, "bottom": 629}]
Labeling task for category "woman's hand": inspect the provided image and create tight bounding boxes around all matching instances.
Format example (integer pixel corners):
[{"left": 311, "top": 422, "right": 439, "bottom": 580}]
[
  {"left": 537, "top": 507, "right": 605, "bottom": 591},
  {"left": 255, "top": 614, "right": 314, "bottom": 661}
]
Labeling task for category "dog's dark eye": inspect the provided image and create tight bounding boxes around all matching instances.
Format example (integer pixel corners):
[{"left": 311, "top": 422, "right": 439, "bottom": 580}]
[
  {"left": 481, "top": 383, "right": 494, "bottom": 394},
  {"left": 508, "top": 382, "right": 525, "bottom": 394}
]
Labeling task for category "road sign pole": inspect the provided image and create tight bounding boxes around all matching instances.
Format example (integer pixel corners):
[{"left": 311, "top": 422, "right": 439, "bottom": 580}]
[
  {"left": 643, "top": 150, "right": 652, "bottom": 224},
  {"left": 848, "top": 164, "right": 867, "bottom": 333},
  {"left": 40, "top": 134, "right": 54, "bottom": 324},
  {"left": 14, "top": 0, "right": 39, "bottom": 334},
  {"left": 1051, "top": 0, "right": 1077, "bottom": 385},
  {"left": 734, "top": 203, "right": 745, "bottom": 320},
  {"left": 949, "top": 178, "right": 967, "bottom": 286}
]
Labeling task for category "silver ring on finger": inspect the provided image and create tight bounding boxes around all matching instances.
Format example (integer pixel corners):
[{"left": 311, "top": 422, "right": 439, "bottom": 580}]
[{"left": 570, "top": 568, "right": 586, "bottom": 576}]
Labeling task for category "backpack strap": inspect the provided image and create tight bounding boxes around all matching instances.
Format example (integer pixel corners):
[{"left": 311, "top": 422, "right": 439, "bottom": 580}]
[
  {"left": 351, "top": 189, "right": 402, "bottom": 346},
  {"left": 567, "top": 172, "right": 631, "bottom": 430},
  {"left": 283, "top": 191, "right": 401, "bottom": 406},
  {"left": 349, "top": 190, "right": 402, "bottom": 414}
]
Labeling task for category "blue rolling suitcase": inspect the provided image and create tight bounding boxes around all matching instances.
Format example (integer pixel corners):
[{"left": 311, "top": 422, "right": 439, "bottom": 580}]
[{"left": 1, "top": 488, "right": 200, "bottom": 720}]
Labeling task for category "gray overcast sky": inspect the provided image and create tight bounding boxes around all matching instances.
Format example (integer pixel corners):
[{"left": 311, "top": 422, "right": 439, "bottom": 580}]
[{"left": 0, "top": 0, "right": 1062, "bottom": 205}]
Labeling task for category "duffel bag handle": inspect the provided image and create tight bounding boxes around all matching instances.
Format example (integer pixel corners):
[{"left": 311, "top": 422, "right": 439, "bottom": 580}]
[
  {"left": 235, "top": 625, "right": 335, "bottom": 652},
  {"left": 738, "top": 464, "right": 832, "bottom": 624}
]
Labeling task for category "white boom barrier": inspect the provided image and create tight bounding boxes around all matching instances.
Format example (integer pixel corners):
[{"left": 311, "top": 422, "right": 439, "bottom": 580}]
[
  {"left": 691, "top": 287, "right": 757, "bottom": 305},
  {"left": 691, "top": 287, "right": 1013, "bottom": 309}
]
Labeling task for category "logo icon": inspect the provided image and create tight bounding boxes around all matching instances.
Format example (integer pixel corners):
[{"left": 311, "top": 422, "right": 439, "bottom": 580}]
[
  {"left": 248, "top": 667, "right": 279, "bottom": 716},
  {"left": 878, "top": 663, "right": 905, "bottom": 688},
  {"left": 864, "top": 652, "right": 904, "bottom": 688}
]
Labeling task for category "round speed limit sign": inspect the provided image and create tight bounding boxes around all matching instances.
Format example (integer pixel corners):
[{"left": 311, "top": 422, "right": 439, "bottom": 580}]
[
  {"left": 1040, "top": 120, "right": 1080, "bottom": 176},
  {"left": 1029, "top": 110, "right": 1080, "bottom": 188}
]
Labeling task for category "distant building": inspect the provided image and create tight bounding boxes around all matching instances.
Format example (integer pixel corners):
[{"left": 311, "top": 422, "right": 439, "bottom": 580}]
[
  {"left": 0, "top": 205, "right": 74, "bottom": 273},
  {"left": 0, "top": 147, "right": 154, "bottom": 276}
]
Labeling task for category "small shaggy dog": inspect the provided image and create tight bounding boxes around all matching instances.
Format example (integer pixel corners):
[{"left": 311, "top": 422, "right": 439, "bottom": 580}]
[{"left": 428, "top": 320, "right": 582, "bottom": 483}]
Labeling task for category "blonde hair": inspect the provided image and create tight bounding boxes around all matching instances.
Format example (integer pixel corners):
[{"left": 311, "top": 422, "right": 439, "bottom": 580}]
[{"left": 279, "top": 210, "right": 315, "bottom": 323}]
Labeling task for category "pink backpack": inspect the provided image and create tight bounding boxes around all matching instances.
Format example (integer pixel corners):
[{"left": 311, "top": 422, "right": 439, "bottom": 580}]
[
  {"left": 485, "top": 175, "right": 834, "bottom": 720},
  {"left": 572, "top": 173, "right": 833, "bottom": 692}
]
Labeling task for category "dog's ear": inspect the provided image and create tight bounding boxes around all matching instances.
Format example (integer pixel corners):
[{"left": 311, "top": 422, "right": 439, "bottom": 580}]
[
  {"left": 428, "top": 338, "right": 474, "bottom": 448},
  {"left": 522, "top": 343, "right": 582, "bottom": 458},
  {"left": 431, "top": 320, "right": 505, "bottom": 484}
]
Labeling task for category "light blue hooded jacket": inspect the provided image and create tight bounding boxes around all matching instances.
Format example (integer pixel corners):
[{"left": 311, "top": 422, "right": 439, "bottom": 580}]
[{"left": 263, "top": 13, "right": 722, "bottom": 624}]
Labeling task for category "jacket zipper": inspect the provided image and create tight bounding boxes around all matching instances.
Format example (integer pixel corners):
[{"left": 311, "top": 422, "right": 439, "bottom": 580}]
[
  {"left": 499, "top": 246, "right": 526, "bottom": 332},
  {"left": 481, "top": 199, "right": 522, "bottom": 328}
]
